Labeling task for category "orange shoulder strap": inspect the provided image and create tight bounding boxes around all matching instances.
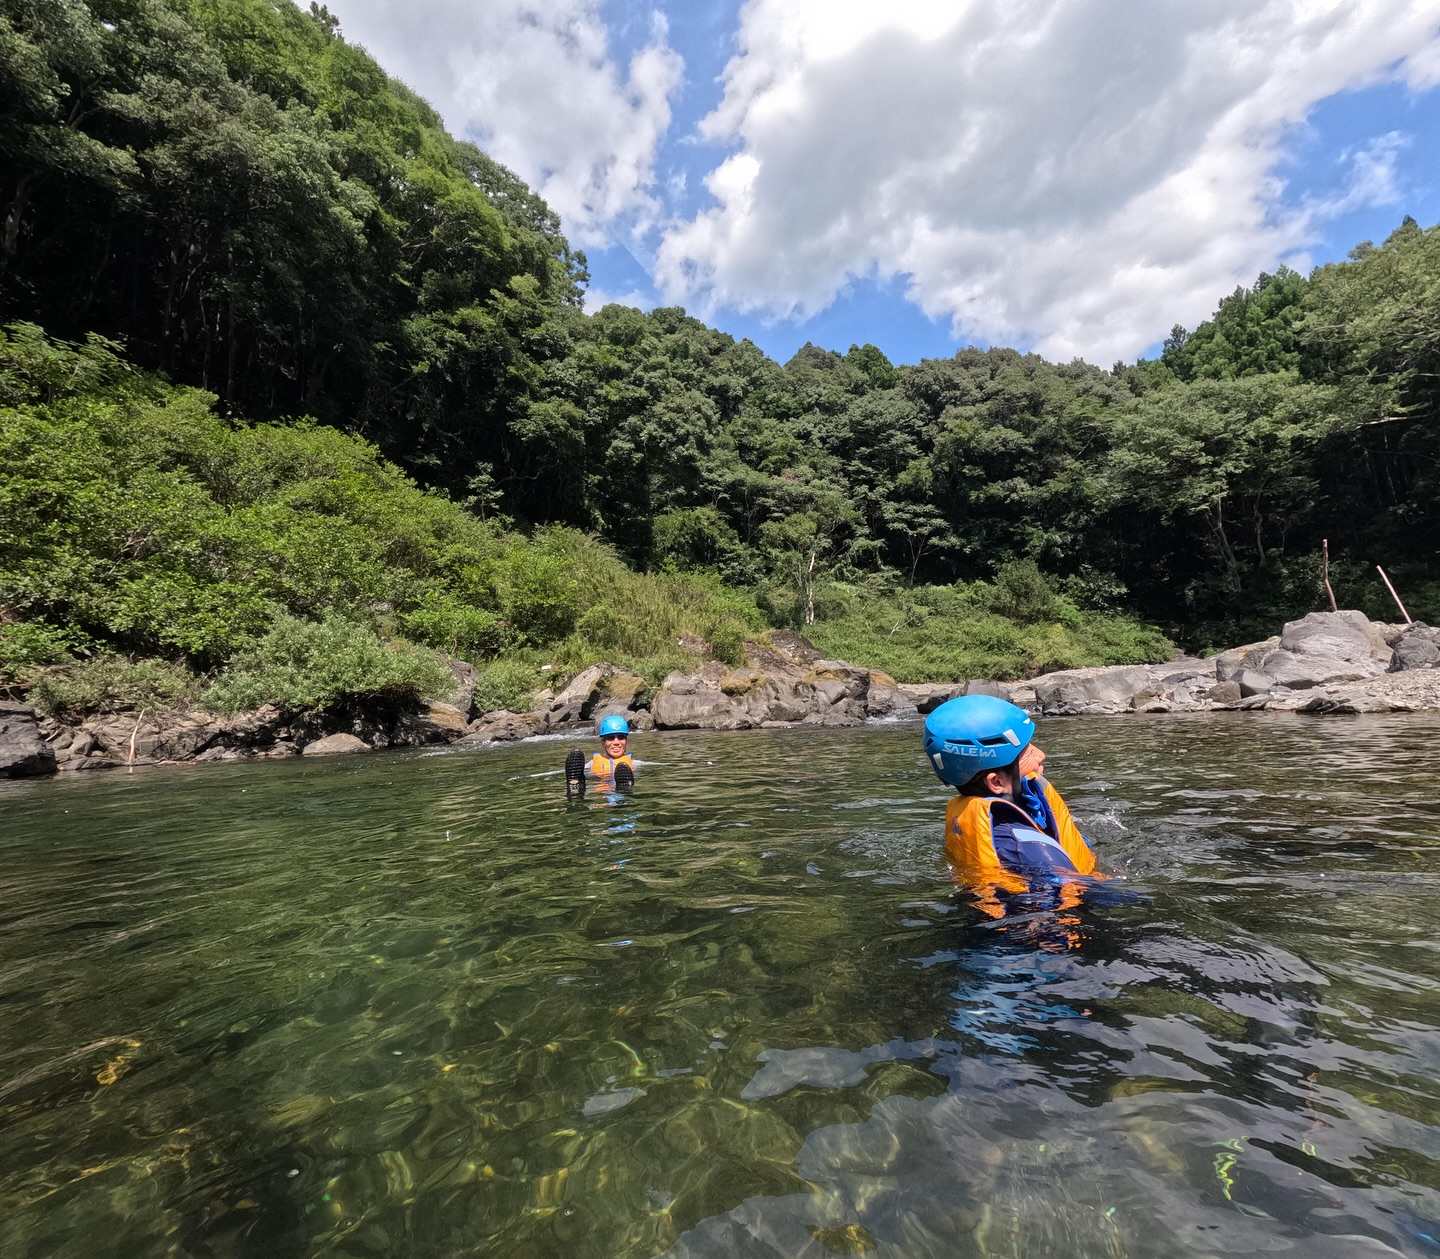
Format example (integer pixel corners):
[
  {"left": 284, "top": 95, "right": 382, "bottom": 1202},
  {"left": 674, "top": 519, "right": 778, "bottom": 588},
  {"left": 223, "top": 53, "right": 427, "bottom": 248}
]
[{"left": 1039, "top": 780, "right": 1096, "bottom": 875}]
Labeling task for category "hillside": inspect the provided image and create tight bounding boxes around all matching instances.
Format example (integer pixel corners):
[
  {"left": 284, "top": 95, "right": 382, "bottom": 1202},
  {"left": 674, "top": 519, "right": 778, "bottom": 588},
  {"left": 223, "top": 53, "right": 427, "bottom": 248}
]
[{"left": 2, "top": 0, "right": 1437, "bottom": 720}]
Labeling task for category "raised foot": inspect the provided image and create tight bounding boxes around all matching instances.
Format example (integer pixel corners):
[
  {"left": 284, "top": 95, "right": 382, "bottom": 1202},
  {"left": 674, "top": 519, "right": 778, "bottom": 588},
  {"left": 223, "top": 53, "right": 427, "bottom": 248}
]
[
  {"left": 614, "top": 761, "right": 635, "bottom": 789},
  {"left": 564, "top": 748, "right": 586, "bottom": 796}
]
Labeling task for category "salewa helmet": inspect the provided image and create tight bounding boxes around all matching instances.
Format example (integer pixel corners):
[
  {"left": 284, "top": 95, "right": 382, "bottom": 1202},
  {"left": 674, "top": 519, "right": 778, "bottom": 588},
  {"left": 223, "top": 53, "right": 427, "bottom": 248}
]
[
  {"left": 923, "top": 694, "right": 1033, "bottom": 789},
  {"left": 597, "top": 714, "right": 631, "bottom": 738}
]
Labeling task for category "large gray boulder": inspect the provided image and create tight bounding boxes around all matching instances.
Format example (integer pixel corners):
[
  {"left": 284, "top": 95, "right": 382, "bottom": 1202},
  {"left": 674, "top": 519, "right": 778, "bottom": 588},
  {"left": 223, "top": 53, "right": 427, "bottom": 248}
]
[
  {"left": 649, "top": 639, "right": 880, "bottom": 730},
  {"left": 302, "top": 732, "right": 369, "bottom": 756},
  {"left": 83, "top": 712, "right": 224, "bottom": 763},
  {"left": 543, "top": 663, "right": 616, "bottom": 728},
  {"left": 1214, "top": 638, "right": 1280, "bottom": 683},
  {"left": 1212, "top": 612, "right": 1392, "bottom": 696},
  {"left": 392, "top": 699, "right": 470, "bottom": 745},
  {"left": 1256, "top": 610, "right": 1391, "bottom": 690},
  {"left": 1281, "top": 609, "right": 1391, "bottom": 661},
  {"left": 1390, "top": 622, "right": 1440, "bottom": 672},
  {"left": 1033, "top": 665, "right": 1154, "bottom": 715},
  {"left": 460, "top": 710, "right": 544, "bottom": 743},
  {"left": 0, "top": 702, "right": 57, "bottom": 778}
]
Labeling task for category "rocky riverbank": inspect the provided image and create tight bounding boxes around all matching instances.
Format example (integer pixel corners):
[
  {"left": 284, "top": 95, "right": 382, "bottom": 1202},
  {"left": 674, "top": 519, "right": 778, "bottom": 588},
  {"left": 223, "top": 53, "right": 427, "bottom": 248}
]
[{"left": 3, "top": 611, "right": 1437, "bottom": 781}]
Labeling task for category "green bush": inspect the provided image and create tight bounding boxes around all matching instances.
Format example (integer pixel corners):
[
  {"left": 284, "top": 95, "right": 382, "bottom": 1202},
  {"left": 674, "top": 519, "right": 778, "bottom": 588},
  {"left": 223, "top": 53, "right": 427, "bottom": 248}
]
[
  {"left": 201, "top": 615, "right": 453, "bottom": 715},
  {"left": 501, "top": 547, "right": 581, "bottom": 645},
  {"left": 399, "top": 591, "right": 505, "bottom": 658},
  {"left": 805, "top": 580, "right": 1172, "bottom": 682},
  {"left": 472, "top": 659, "right": 541, "bottom": 714},
  {"left": 0, "top": 620, "right": 85, "bottom": 680},
  {"left": 575, "top": 602, "right": 624, "bottom": 652},
  {"left": 986, "top": 560, "right": 1059, "bottom": 625},
  {"left": 30, "top": 655, "right": 198, "bottom": 720}
]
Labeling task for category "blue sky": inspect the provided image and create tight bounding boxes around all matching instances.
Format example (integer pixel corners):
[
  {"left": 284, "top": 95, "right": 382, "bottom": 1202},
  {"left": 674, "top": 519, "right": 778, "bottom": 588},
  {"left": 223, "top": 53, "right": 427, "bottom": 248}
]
[{"left": 330, "top": 0, "right": 1440, "bottom": 367}]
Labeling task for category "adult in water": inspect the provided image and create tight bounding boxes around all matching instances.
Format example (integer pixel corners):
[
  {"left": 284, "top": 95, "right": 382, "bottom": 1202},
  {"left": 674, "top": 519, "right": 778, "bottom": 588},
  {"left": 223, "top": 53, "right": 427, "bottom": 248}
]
[
  {"left": 565, "top": 714, "right": 636, "bottom": 796},
  {"left": 924, "top": 695, "right": 1097, "bottom": 918}
]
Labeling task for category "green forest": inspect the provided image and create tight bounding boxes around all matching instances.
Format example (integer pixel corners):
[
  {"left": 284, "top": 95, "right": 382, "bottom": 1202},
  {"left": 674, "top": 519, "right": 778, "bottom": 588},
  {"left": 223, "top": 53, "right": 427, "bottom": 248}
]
[{"left": 2, "top": 0, "right": 1437, "bottom": 718}]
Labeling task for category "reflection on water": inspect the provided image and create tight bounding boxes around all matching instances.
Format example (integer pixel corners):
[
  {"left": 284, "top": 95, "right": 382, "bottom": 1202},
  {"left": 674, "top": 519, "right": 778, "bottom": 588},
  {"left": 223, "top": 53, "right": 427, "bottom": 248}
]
[{"left": 1, "top": 714, "right": 1440, "bottom": 1257}]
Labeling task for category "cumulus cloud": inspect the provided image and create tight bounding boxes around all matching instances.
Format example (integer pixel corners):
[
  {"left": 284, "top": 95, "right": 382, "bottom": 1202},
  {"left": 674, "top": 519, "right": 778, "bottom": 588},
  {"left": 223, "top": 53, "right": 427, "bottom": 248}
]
[
  {"left": 326, "top": 0, "right": 682, "bottom": 244},
  {"left": 654, "top": 0, "right": 1440, "bottom": 363}
]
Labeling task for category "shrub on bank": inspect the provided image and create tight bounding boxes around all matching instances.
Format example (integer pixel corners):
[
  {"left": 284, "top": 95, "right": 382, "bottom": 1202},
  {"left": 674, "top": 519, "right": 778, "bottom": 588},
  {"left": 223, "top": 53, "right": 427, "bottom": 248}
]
[
  {"left": 472, "top": 659, "right": 543, "bottom": 715},
  {"left": 805, "top": 579, "right": 1172, "bottom": 683},
  {"left": 201, "top": 616, "right": 454, "bottom": 716},
  {"left": 28, "top": 655, "right": 199, "bottom": 721}
]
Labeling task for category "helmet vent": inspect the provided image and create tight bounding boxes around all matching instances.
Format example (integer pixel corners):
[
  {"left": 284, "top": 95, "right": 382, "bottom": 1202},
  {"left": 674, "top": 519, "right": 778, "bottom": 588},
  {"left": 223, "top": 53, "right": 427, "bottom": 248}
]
[{"left": 978, "top": 735, "right": 1009, "bottom": 746}]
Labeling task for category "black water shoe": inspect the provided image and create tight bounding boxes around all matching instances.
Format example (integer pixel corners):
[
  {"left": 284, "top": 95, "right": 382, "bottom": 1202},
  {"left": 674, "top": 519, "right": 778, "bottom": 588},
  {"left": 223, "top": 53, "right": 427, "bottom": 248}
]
[
  {"left": 565, "top": 748, "right": 586, "bottom": 796},
  {"left": 614, "top": 761, "right": 635, "bottom": 790}
]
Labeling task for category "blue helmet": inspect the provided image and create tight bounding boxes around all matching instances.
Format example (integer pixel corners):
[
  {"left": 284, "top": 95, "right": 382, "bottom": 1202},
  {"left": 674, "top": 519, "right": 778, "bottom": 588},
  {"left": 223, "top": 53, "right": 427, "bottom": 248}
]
[
  {"left": 597, "top": 714, "right": 630, "bottom": 738},
  {"left": 923, "top": 695, "right": 1033, "bottom": 789}
]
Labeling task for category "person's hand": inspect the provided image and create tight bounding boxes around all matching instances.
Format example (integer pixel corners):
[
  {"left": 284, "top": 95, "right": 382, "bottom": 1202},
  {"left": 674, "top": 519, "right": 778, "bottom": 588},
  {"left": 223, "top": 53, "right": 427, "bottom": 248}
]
[{"left": 1019, "top": 743, "right": 1046, "bottom": 778}]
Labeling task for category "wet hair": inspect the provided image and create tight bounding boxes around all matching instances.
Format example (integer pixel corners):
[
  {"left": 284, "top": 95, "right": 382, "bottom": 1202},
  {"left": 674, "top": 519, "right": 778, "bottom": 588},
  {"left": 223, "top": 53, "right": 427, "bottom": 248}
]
[{"left": 957, "top": 758, "right": 1020, "bottom": 797}]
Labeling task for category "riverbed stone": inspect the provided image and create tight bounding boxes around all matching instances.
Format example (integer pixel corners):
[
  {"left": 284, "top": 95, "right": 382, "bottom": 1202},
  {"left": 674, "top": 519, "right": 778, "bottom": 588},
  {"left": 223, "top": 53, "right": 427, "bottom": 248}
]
[
  {"left": 1213, "top": 638, "right": 1280, "bottom": 682},
  {"left": 460, "top": 710, "right": 543, "bottom": 743},
  {"left": 66, "top": 755, "right": 124, "bottom": 771},
  {"left": 439, "top": 655, "right": 480, "bottom": 716},
  {"left": 1390, "top": 622, "right": 1440, "bottom": 671},
  {"left": 392, "top": 699, "right": 470, "bottom": 745},
  {"left": 910, "top": 685, "right": 963, "bottom": 715},
  {"left": 864, "top": 684, "right": 900, "bottom": 716},
  {"left": 302, "top": 732, "right": 370, "bottom": 756},
  {"left": 543, "top": 664, "right": 616, "bottom": 728},
  {"left": 1207, "top": 680, "right": 1242, "bottom": 705},
  {"left": 1033, "top": 665, "right": 1153, "bottom": 715},
  {"left": 1233, "top": 668, "right": 1274, "bottom": 698},
  {"left": 964, "top": 679, "right": 1011, "bottom": 700},
  {"left": 0, "top": 702, "right": 57, "bottom": 778}
]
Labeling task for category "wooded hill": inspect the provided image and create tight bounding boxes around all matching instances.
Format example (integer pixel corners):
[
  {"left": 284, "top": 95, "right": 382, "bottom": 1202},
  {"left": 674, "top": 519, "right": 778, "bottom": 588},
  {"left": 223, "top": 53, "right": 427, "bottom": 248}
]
[{"left": 2, "top": 0, "right": 1436, "bottom": 710}]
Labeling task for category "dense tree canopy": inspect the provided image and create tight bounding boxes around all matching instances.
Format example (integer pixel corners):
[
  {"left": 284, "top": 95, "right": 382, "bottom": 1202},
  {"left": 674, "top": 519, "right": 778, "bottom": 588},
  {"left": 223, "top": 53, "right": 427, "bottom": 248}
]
[{"left": 2, "top": 0, "right": 1437, "bottom": 666}]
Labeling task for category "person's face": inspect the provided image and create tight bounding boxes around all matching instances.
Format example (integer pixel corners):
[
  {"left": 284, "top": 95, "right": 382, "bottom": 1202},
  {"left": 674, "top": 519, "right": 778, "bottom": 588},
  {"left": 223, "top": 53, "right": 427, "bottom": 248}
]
[
  {"left": 1018, "top": 743, "right": 1046, "bottom": 778},
  {"left": 602, "top": 734, "right": 628, "bottom": 756}
]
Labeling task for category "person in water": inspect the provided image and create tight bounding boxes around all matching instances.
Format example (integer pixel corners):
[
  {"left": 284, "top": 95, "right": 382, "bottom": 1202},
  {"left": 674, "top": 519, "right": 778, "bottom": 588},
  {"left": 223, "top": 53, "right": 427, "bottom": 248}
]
[
  {"left": 565, "top": 714, "right": 636, "bottom": 796},
  {"left": 924, "top": 695, "right": 1095, "bottom": 884}
]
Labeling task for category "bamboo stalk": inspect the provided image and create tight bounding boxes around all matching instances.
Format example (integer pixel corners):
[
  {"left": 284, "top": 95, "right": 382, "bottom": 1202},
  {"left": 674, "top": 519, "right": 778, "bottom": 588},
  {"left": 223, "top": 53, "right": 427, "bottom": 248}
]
[
  {"left": 1376, "top": 565, "right": 1413, "bottom": 625},
  {"left": 1322, "top": 539, "right": 1337, "bottom": 612},
  {"left": 127, "top": 709, "right": 146, "bottom": 773}
]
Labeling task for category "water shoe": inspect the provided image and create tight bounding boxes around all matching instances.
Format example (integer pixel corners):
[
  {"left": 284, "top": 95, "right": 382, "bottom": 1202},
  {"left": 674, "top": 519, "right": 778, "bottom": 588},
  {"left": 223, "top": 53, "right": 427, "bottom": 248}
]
[
  {"left": 565, "top": 748, "right": 586, "bottom": 796},
  {"left": 614, "top": 761, "right": 635, "bottom": 789}
]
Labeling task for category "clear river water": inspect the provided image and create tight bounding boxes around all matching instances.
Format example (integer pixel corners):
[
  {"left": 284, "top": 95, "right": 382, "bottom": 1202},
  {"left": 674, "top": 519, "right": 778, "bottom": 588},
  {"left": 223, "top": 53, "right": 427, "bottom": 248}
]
[{"left": 2, "top": 713, "right": 1440, "bottom": 1258}]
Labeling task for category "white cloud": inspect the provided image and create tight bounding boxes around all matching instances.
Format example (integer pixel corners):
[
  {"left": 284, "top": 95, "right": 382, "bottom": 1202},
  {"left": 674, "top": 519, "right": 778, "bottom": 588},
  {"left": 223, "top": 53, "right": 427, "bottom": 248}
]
[
  {"left": 325, "top": 0, "right": 682, "bottom": 245},
  {"left": 654, "top": 0, "right": 1440, "bottom": 363},
  {"left": 1307, "top": 131, "right": 1409, "bottom": 220},
  {"left": 581, "top": 285, "right": 654, "bottom": 313}
]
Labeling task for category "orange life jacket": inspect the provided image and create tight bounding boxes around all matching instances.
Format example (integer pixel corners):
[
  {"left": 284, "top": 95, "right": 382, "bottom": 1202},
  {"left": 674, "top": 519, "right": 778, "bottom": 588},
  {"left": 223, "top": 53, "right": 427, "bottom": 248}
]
[
  {"left": 944, "top": 776, "right": 1094, "bottom": 877},
  {"left": 945, "top": 777, "right": 1097, "bottom": 934},
  {"left": 589, "top": 753, "right": 635, "bottom": 779}
]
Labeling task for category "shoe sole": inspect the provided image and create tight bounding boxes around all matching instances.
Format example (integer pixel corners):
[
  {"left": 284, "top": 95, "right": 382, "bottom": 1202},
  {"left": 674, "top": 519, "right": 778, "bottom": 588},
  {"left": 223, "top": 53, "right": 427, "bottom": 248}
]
[
  {"left": 564, "top": 748, "right": 585, "bottom": 795},
  {"left": 614, "top": 762, "right": 635, "bottom": 789}
]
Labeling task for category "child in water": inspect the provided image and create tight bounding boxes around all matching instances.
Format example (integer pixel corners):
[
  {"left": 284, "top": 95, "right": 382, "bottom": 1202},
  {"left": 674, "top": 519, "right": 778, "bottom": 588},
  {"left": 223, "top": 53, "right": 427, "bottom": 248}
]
[
  {"left": 564, "top": 714, "right": 635, "bottom": 796},
  {"left": 923, "top": 695, "right": 1095, "bottom": 880}
]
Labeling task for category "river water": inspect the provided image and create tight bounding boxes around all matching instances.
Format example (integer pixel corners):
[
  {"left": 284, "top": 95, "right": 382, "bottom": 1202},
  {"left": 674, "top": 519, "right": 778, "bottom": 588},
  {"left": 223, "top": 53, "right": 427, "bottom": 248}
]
[{"left": 2, "top": 714, "right": 1439, "bottom": 1257}]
